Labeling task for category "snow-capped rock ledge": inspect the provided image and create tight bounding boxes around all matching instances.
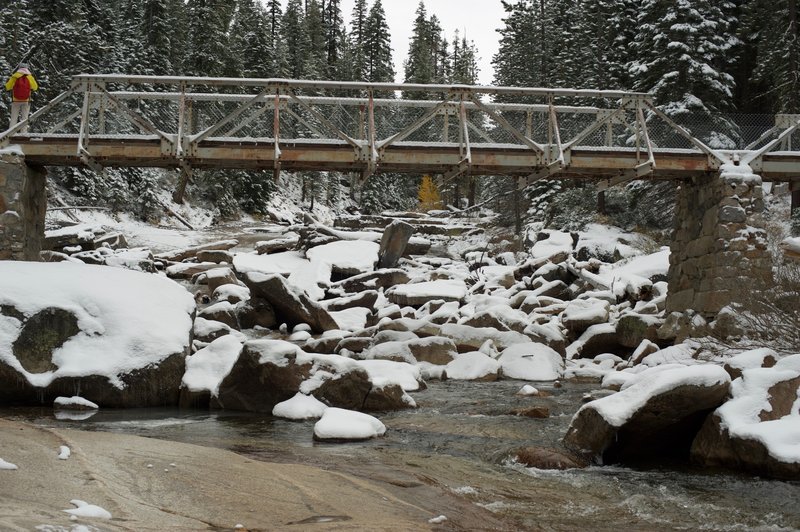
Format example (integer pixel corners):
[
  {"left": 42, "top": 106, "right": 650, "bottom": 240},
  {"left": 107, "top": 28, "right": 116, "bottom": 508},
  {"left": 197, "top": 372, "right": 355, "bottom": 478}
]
[{"left": 0, "top": 261, "right": 195, "bottom": 407}]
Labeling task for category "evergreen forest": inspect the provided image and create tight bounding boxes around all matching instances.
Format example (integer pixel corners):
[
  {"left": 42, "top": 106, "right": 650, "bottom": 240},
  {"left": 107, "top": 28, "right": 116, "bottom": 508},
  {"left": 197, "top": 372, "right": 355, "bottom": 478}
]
[{"left": 0, "top": 0, "right": 797, "bottom": 231}]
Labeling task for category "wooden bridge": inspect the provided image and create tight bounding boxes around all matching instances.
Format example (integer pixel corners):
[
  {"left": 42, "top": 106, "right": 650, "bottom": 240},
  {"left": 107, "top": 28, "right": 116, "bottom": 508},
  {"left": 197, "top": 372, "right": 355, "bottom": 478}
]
[{"left": 2, "top": 75, "right": 800, "bottom": 191}]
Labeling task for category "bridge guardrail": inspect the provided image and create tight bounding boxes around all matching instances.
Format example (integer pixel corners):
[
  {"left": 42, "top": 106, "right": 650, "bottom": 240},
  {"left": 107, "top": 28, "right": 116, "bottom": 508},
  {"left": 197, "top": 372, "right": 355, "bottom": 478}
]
[{"left": 1, "top": 76, "right": 799, "bottom": 185}]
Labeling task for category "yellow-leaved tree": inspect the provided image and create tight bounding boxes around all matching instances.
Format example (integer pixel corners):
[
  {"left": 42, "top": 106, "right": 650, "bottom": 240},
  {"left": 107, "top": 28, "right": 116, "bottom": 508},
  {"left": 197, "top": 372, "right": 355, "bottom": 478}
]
[{"left": 418, "top": 175, "right": 442, "bottom": 212}]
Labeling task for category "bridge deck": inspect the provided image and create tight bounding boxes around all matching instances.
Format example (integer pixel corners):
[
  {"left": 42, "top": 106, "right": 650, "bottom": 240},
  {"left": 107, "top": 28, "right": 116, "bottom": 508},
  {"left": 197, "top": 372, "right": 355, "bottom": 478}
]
[{"left": 8, "top": 135, "right": 800, "bottom": 182}]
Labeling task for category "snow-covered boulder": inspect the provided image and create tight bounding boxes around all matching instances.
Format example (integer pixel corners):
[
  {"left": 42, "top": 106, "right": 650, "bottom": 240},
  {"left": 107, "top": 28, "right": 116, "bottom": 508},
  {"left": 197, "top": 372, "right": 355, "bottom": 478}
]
[
  {"left": 335, "top": 268, "right": 410, "bottom": 293},
  {"left": 564, "top": 365, "right": 730, "bottom": 463},
  {"left": 406, "top": 336, "right": 458, "bottom": 365},
  {"left": 722, "top": 348, "right": 778, "bottom": 380},
  {"left": 272, "top": 392, "right": 328, "bottom": 420},
  {"left": 387, "top": 279, "right": 467, "bottom": 307},
  {"left": 197, "top": 301, "right": 239, "bottom": 330},
  {"left": 313, "top": 408, "right": 386, "bottom": 442},
  {"left": 243, "top": 272, "right": 337, "bottom": 333},
  {"left": 357, "top": 359, "right": 425, "bottom": 392},
  {"left": 566, "top": 323, "right": 625, "bottom": 360},
  {"left": 615, "top": 313, "right": 662, "bottom": 349},
  {"left": 560, "top": 299, "right": 610, "bottom": 334},
  {"left": 180, "top": 335, "right": 244, "bottom": 407},
  {"left": 445, "top": 352, "right": 501, "bottom": 381},
  {"left": 498, "top": 344, "right": 564, "bottom": 381},
  {"left": 363, "top": 383, "right": 417, "bottom": 411},
  {"left": 459, "top": 305, "right": 529, "bottom": 333},
  {"left": 691, "top": 355, "right": 800, "bottom": 479},
  {"left": 325, "top": 290, "right": 379, "bottom": 312},
  {"left": 306, "top": 240, "right": 380, "bottom": 277},
  {"left": 204, "top": 267, "right": 238, "bottom": 293},
  {"left": 438, "top": 323, "right": 531, "bottom": 352},
  {"left": 214, "top": 340, "right": 372, "bottom": 413},
  {"left": 0, "top": 262, "right": 194, "bottom": 407}
]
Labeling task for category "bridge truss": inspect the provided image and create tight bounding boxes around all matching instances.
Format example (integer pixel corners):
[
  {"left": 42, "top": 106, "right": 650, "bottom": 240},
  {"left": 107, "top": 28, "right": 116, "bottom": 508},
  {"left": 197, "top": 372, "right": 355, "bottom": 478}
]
[{"left": 1, "top": 75, "right": 800, "bottom": 189}]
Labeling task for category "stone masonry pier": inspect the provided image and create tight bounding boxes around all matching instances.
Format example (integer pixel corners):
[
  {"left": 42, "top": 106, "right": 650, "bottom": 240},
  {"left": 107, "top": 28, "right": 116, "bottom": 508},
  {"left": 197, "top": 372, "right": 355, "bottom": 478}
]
[
  {"left": 0, "top": 153, "right": 47, "bottom": 261},
  {"left": 667, "top": 164, "right": 772, "bottom": 318}
]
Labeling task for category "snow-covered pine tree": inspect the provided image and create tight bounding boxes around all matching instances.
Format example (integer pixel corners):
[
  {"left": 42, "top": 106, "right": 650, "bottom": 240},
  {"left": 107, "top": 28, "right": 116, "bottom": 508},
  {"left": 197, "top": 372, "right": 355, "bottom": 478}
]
[
  {"left": 283, "top": 0, "right": 309, "bottom": 79},
  {"left": 141, "top": 0, "right": 179, "bottom": 75},
  {"left": 745, "top": 0, "right": 800, "bottom": 113},
  {"left": 230, "top": 0, "right": 273, "bottom": 78},
  {"left": 303, "top": 0, "right": 328, "bottom": 81},
  {"left": 185, "top": 0, "right": 235, "bottom": 78},
  {"left": 349, "top": 0, "right": 370, "bottom": 82},
  {"left": 323, "top": 0, "right": 346, "bottom": 79},
  {"left": 629, "top": 0, "right": 741, "bottom": 148},
  {"left": 404, "top": 2, "right": 436, "bottom": 87},
  {"left": 364, "top": 0, "right": 395, "bottom": 84}
]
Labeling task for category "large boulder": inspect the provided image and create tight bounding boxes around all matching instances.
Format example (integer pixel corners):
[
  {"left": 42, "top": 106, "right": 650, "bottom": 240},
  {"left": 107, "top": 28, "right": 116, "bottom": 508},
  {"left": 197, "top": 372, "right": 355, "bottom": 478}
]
[
  {"left": 0, "top": 262, "right": 194, "bottom": 407},
  {"left": 326, "top": 290, "right": 379, "bottom": 312},
  {"left": 564, "top": 365, "right": 730, "bottom": 463},
  {"left": 615, "top": 313, "right": 662, "bottom": 349},
  {"left": 560, "top": 299, "right": 610, "bottom": 335},
  {"left": 406, "top": 336, "right": 458, "bottom": 365},
  {"left": 243, "top": 273, "right": 337, "bottom": 333},
  {"left": 335, "top": 269, "right": 410, "bottom": 293},
  {"left": 214, "top": 340, "right": 373, "bottom": 412},
  {"left": 690, "top": 355, "right": 800, "bottom": 479},
  {"left": 498, "top": 343, "right": 564, "bottom": 381},
  {"left": 377, "top": 220, "right": 415, "bottom": 269},
  {"left": 387, "top": 280, "right": 467, "bottom": 307}
]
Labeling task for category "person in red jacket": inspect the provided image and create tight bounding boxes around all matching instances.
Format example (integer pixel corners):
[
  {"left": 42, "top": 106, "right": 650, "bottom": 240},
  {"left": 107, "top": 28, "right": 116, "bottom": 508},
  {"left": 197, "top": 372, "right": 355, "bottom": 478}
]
[{"left": 4, "top": 64, "right": 39, "bottom": 133}]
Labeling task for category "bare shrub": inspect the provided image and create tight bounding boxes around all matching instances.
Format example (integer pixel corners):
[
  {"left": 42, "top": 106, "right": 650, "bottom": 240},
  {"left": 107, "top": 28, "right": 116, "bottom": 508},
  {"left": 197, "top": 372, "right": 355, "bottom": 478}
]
[{"left": 706, "top": 260, "right": 800, "bottom": 356}]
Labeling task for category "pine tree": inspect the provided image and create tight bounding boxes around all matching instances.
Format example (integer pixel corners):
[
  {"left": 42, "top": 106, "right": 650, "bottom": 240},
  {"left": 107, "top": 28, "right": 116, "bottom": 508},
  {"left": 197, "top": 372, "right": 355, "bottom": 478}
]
[
  {"left": 142, "top": 0, "right": 177, "bottom": 74},
  {"left": 629, "top": 0, "right": 740, "bottom": 147},
  {"left": 304, "top": 0, "right": 328, "bottom": 80},
  {"left": 230, "top": 0, "right": 273, "bottom": 78},
  {"left": 404, "top": 2, "right": 435, "bottom": 85},
  {"left": 349, "top": 0, "right": 370, "bottom": 81},
  {"left": 185, "top": 0, "right": 235, "bottom": 77},
  {"left": 364, "top": 0, "right": 395, "bottom": 83},
  {"left": 323, "top": 0, "right": 345, "bottom": 78},
  {"left": 745, "top": 0, "right": 800, "bottom": 113},
  {"left": 282, "top": 0, "right": 308, "bottom": 79}
]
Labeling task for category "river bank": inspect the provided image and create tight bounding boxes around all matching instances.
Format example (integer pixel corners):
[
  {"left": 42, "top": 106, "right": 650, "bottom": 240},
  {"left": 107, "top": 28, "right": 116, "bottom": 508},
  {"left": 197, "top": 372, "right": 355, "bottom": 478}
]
[{"left": 0, "top": 417, "right": 502, "bottom": 531}]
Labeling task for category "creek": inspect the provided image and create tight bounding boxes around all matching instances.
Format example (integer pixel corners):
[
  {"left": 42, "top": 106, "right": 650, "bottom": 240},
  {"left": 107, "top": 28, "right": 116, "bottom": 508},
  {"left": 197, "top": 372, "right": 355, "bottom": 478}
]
[{"left": 4, "top": 379, "right": 799, "bottom": 531}]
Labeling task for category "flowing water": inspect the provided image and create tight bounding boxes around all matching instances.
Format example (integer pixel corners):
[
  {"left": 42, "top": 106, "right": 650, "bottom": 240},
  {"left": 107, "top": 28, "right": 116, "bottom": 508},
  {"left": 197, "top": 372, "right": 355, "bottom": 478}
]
[{"left": 4, "top": 380, "right": 800, "bottom": 531}]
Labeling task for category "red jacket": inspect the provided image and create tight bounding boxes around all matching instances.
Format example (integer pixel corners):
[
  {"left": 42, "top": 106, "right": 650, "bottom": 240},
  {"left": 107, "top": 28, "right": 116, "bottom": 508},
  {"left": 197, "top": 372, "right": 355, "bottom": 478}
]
[{"left": 5, "top": 69, "right": 39, "bottom": 102}]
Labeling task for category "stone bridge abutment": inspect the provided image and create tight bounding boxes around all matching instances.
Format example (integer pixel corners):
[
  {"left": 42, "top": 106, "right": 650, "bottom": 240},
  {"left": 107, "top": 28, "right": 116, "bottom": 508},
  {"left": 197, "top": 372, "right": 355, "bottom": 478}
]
[
  {"left": 0, "top": 153, "right": 47, "bottom": 261},
  {"left": 666, "top": 165, "right": 772, "bottom": 318}
]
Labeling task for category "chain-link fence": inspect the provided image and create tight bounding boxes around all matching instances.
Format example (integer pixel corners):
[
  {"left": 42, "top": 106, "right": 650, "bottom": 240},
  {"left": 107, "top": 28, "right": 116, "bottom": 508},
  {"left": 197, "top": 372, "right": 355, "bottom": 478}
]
[{"left": 2, "top": 76, "right": 798, "bottom": 161}]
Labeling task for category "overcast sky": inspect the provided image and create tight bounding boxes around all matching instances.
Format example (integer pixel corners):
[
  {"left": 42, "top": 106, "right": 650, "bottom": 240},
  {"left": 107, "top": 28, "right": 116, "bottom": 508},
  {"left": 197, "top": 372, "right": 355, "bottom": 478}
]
[{"left": 274, "top": 0, "right": 508, "bottom": 84}]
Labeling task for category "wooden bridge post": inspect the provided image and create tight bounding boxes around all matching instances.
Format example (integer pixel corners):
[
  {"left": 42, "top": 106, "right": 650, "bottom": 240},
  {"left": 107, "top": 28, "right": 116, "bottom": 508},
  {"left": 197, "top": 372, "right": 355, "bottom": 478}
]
[
  {"left": 0, "top": 153, "right": 47, "bottom": 261},
  {"left": 666, "top": 166, "right": 772, "bottom": 318}
]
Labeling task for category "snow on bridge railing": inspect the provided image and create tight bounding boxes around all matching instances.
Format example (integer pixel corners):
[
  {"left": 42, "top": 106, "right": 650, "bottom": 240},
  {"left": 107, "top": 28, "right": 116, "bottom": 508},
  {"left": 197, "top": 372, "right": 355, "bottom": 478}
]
[{"left": 1, "top": 75, "right": 799, "bottom": 184}]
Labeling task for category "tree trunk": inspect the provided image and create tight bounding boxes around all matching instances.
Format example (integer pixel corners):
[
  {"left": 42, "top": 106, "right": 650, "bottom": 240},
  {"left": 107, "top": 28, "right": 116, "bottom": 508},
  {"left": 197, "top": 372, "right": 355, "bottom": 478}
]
[
  {"left": 597, "top": 190, "right": 607, "bottom": 215},
  {"left": 792, "top": 183, "right": 800, "bottom": 213},
  {"left": 468, "top": 176, "right": 476, "bottom": 207},
  {"left": 514, "top": 185, "right": 522, "bottom": 237},
  {"left": 791, "top": 0, "right": 799, "bottom": 112}
]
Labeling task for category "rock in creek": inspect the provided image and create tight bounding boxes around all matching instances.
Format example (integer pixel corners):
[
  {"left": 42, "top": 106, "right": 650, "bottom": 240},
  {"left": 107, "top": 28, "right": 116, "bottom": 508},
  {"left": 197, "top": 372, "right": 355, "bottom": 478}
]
[
  {"left": 243, "top": 272, "right": 337, "bottom": 334},
  {"left": 563, "top": 365, "right": 730, "bottom": 464}
]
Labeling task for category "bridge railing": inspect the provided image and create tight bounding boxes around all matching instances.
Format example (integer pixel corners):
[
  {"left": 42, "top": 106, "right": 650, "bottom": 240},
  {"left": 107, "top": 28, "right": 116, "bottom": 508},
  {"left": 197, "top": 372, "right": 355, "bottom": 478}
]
[{"left": 1, "top": 75, "right": 799, "bottom": 184}]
